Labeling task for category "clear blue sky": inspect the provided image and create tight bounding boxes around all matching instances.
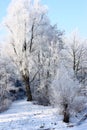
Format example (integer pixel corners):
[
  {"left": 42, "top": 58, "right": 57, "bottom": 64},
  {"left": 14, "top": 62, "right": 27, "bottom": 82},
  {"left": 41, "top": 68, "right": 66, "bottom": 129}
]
[{"left": 0, "top": 0, "right": 87, "bottom": 38}]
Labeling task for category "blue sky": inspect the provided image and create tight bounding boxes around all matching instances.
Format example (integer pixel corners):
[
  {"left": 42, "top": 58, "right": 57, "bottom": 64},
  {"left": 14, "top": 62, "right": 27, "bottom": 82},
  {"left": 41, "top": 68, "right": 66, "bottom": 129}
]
[
  {"left": 0, "top": 0, "right": 10, "bottom": 22},
  {"left": 0, "top": 0, "right": 87, "bottom": 38},
  {"left": 42, "top": 0, "right": 87, "bottom": 38}
]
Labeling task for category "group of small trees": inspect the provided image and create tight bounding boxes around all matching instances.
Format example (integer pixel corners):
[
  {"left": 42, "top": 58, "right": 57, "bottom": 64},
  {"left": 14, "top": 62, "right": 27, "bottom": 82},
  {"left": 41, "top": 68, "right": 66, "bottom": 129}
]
[
  {"left": 50, "top": 32, "right": 87, "bottom": 123},
  {"left": 0, "top": 46, "right": 26, "bottom": 112},
  {"left": 0, "top": 0, "right": 87, "bottom": 123},
  {"left": 0, "top": 53, "right": 12, "bottom": 112}
]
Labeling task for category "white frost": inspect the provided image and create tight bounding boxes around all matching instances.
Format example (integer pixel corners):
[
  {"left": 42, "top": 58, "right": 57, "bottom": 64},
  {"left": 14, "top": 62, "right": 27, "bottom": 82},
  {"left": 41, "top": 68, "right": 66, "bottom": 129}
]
[{"left": 0, "top": 100, "right": 87, "bottom": 130}]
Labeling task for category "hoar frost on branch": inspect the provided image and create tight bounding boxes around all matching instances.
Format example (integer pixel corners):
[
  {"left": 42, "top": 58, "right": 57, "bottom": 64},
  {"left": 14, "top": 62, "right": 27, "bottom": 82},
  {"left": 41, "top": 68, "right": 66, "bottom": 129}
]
[{"left": 62, "top": 31, "right": 87, "bottom": 83}]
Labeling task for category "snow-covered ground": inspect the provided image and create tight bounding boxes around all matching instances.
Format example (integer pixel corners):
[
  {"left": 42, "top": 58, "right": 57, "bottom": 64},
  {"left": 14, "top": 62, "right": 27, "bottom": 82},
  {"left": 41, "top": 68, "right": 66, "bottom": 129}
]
[{"left": 0, "top": 99, "right": 87, "bottom": 130}]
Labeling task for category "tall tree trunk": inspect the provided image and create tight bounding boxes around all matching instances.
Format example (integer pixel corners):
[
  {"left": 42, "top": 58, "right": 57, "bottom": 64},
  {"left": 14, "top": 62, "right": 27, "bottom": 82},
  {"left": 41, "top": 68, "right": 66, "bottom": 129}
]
[
  {"left": 22, "top": 75, "right": 32, "bottom": 101},
  {"left": 63, "top": 104, "right": 69, "bottom": 123}
]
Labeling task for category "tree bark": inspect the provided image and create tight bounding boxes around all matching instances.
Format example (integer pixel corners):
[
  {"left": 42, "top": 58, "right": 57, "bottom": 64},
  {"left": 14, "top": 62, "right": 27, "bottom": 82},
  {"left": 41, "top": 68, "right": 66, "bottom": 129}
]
[
  {"left": 63, "top": 111, "right": 69, "bottom": 123},
  {"left": 63, "top": 104, "right": 69, "bottom": 123},
  {"left": 22, "top": 75, "right": 32, "bottom": 101}
]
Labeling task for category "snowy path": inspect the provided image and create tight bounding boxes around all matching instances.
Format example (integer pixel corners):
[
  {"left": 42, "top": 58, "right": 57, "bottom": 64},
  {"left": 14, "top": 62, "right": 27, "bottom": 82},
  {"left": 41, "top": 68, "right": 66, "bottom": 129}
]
[{"left": 0, "top": 100, "right": 87, "bottom": 130}]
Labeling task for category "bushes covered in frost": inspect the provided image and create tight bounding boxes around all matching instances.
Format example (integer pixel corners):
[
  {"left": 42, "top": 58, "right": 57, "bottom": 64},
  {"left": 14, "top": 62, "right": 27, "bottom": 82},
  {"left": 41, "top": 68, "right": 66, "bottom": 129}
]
[{"left": 50, "top": 64, "right": 86, "bottom": 123}]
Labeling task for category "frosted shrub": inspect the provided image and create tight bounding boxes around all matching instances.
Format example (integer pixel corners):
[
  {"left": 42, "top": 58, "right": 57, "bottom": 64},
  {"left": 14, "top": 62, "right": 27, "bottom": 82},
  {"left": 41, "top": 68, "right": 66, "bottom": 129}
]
[
  {"left": 50, "top": 64, "right": 86, "bottom": 123},
  {"left": 0, "top": 86, "right": 12, "bottom": 112},
  {"left": 70, "top": 96, "right": 86, "bottom": 113},
  {"left": 0, "top": 98, "right": 12, "bottom": 112}
]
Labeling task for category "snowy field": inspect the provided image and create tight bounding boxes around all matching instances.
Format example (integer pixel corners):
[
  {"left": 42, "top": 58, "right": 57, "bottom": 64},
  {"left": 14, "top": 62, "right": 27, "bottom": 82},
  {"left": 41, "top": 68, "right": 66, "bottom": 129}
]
[{"left": 0, "top": 100, "right": 87, "bottom": 130}]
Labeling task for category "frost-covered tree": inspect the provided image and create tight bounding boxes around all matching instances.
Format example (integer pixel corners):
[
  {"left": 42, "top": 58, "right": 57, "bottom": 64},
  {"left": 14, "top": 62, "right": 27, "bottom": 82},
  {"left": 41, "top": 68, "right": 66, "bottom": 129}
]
[
  {"left": 35, "top": 24, "right": 63, "bottom": 104},
  {"left": 50, "top": 62, "right": 86, "bottom": 123},
  {"left": 3, "top": 0, "right": 48, "bottom": 101},
  {"left": 3, "top": 0, "right": 63, "bottom": 102},
  {"left": 62, "top": 32, "right": 87, "bottom": 83}
]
